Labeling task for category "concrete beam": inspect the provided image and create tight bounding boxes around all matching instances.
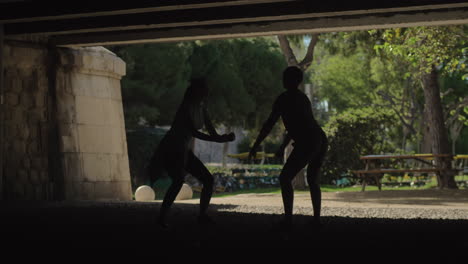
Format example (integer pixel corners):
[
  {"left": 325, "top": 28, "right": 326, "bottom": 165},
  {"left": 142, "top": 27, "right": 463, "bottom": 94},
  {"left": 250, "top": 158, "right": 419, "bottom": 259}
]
[
  {"left": 50, "top": 6, "right": 468, "bottom": 47},
  {"left": 5, "top": 2, "right": 468, "bottom": 36},
  {"left": 0, "top": 0, "right": 294, "bottom": 23}
]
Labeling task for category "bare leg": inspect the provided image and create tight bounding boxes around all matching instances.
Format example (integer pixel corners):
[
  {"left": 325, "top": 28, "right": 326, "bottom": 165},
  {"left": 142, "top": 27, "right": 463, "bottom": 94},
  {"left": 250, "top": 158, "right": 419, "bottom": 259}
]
[
  {"left": 158, "top": 175, "right": 184, "bottom": 227},
  {"left": 307, "top": 165, "right": 322, "bottom": 224},
  {"left": 185, "top": 151, "right": 214, "bottom": 222},
  {"left": 279, "top": 148, "right": 309, "bottom": 227},
  {"left": 307, "top": 136, "right": 327, "bottom": 226}
]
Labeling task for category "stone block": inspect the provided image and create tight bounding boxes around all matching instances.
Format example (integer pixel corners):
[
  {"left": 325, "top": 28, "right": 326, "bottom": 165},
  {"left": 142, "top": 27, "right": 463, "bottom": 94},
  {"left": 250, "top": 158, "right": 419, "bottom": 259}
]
[
  {"left": 29, "top": 170, "right": 40, "bottom": 184},
  {"left": 31, "top": 157, "right": 44, "bottom": 170},
  {"left": 75, "top": 96, "right": 111, "bottom": 125},
  {"left": 109, "top": 79, "right": 122, "bottom": 100},
  {"left": 34, "top": 92, "right": 47, "bottom": 108},
  {"left": 5, "top": 92, "right": 19, "bottom": 106},
  {"left": 60, "top": 124, "right": 79, "bottom": 153},
  {"left": 23, "top": 158, "right": 31, "bottom": 169},
  {"left": 27, "top": 141, "right": 40, "bottom": 155},
  {"left": 109, "top": 126, "right": 126, "bottom": 154},
  {"left": 70, "top": 73, "right": 111, "bottom": 98},
  {"left": 114, "top": 181, "right": 132, "bottom": 201},
  {"left": 11, "top": 108, "right": 26, "bottom": 124},
  {"left": 77, "top": 124, "right": 124, "bottom": 154},
  {"left": 82, "top": 153, "right": 111, "bottom": 182},
  {"left": 77, "top": 125, "right": 104, "bottom": 153},
  {"left": 94, "top": 181, "right": 114, "bottom": 200},
  {"left": 73, "top": 182, "right": 95, "bottom": 200},
  {"left": 110, "top": 154, "right": 131, "bottom": 182},
  {"left": 27, "top": 108, "right": 47, "bottom": 123},
  {"left": 109, "top": 100, "right": 124, "bottom": 126},
  {"left": 12, "top": 139, "right": 27, "bottom": 154},
  {"left": 113, "top": 57, "right": 126, "bottom": 77},
  {"left": 16, "top": 124, "right": 30, "bottom": 140},
  {"left": 56, "top": 93, "right": 76, "bottom": 123},
  {"left": 9, "top": 77, "right": 23, "bottom": 93},
  {"left": 62, "top": 153, "right": 84, "bottom": 182},
  {"left": 81, "top": 52, "right": 113, "bottom": 73},
  {"left": 40, "top": 171, "right": 48, "bottom": 183},
  {"left": 17, "top": 169, "right": 29, "bottom": 183}
]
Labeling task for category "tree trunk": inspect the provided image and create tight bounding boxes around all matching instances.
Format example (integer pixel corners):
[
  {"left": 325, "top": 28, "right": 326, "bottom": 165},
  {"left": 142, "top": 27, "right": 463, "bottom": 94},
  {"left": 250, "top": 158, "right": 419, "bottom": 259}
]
[
  {"left": 422, "top": 67, "right": 458, "bottom": 189},
  {"left": 222, "top": 126, "right": 231, "bottom": 168},
  {"left": 420, "top": 106, "right": 432, "bottom": 154}
]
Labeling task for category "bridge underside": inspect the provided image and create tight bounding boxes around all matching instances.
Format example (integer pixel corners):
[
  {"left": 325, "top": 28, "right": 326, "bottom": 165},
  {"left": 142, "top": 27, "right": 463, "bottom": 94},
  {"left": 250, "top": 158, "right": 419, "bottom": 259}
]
[{"left": 1, "top": 0, "right": 468, "bottom": 46}]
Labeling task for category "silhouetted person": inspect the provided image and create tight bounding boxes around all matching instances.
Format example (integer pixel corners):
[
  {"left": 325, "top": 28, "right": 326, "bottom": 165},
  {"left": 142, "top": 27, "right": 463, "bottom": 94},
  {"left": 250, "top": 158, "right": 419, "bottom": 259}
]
[
  {"left": 249, "top": 66, "right": 328, "bottom": 230},
  {"left": 148, "top": 78, "right": 235, "bottom": 228}
]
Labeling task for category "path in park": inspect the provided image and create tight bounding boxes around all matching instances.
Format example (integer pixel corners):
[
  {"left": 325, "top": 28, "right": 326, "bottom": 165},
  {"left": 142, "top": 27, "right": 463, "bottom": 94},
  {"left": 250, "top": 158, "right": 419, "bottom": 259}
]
[{"left": 2, "top": 189, "right": 468, "bottom": 251}]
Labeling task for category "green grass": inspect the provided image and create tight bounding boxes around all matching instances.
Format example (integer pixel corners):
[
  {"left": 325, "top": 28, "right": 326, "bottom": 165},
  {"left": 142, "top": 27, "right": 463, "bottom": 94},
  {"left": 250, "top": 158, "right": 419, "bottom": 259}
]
[{"left": 148, "top": 175, "right": 467, "bottom": 200}]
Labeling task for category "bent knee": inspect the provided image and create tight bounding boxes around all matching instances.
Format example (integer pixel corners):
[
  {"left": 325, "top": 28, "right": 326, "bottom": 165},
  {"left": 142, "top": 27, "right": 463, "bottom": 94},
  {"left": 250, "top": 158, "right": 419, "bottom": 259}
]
[
  {"left": 279, "top": 174, "right": 294, "bottom": 185},
  {"left": 202, "top": 176, "right": 214, "bottom": 188}
]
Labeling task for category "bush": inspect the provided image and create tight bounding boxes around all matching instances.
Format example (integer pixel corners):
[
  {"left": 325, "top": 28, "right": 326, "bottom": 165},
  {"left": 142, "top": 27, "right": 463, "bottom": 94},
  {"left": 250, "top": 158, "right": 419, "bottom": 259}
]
[{"left": 321, "top": 107, "right": 397, "bottom": 184}]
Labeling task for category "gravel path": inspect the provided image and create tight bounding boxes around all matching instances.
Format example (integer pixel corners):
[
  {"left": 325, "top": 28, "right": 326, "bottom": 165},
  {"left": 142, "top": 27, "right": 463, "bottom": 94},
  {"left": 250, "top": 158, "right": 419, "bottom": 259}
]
[
  {"left": 2, "top": 189, "right": 468, "bottom": 250},
  {"left": 178, "top": 189, "right": 468, "bottom": 219}
]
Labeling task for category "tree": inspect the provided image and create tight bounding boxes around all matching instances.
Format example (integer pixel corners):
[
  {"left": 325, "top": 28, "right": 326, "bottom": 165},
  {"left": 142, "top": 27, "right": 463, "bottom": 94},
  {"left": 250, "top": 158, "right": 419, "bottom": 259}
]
[
  {"left": 110, "top": 43, "right": 193, "bottom": 127},
  {"left": 377, "top": 26, "right": 467, "bottom": 189}
]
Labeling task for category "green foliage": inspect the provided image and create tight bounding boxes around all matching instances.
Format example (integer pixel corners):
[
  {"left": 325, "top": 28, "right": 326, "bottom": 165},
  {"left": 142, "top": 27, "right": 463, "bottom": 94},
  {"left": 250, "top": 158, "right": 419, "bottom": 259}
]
[
  {"left": 312, "top": 53, "right": 376, "bottom": 112},
  {"left": 111, "top": 38, "right": 286, "bottom": 131},
  {"left": 111, "top": 43, "right": 193, "bottom": 127},
  {"left": 321, "top": 107, "right": 397, "bottom": 184},
  {"left": 374, "top": 26, "right": 467, "bottom": 76}
]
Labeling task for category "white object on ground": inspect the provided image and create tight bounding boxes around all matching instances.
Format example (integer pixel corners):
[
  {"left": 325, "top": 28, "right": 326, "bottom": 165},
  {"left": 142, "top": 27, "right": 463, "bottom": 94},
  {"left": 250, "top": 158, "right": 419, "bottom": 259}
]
[
  {"left": 175, "top": 184, "right": 193, "bottom": 200},
  {"left": 135, "top": 185, "right": 155, "bottom": 201}
]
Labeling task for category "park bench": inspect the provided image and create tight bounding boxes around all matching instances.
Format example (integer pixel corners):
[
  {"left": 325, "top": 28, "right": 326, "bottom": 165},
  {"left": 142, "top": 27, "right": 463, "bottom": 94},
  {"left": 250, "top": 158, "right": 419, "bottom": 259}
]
[{"left": 353, "top": 154, "right": 460, "bottom": 191}]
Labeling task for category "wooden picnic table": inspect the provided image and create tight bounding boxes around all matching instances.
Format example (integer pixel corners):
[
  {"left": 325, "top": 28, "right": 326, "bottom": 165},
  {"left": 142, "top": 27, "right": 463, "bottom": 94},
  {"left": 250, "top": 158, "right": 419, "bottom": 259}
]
[{"left": 354, "top": 154, "right": 459, "bottom": 192}]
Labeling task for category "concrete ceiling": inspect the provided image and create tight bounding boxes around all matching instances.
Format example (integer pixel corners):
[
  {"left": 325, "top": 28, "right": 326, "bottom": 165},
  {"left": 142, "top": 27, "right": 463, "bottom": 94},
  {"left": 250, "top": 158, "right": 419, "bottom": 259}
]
[{"left": 1, "top": 0, "right": 467, "bottom": 47}]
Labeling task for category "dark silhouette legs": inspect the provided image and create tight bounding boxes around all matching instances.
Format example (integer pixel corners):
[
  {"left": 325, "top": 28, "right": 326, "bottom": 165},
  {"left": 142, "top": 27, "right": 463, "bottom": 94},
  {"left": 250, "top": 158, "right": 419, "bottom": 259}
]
[
  {"left": 185, "top": 151, "right": 214, "bottom": 221},
  {"left": 307, "top": 165, "right": 322, "bottom": 224},
  {"left": 157, "top": 150, "right": 215, "bottom": 227},
  {"left": 279, "top": 148, "right": 309, "bottom": 227},
  {"left": 278, "top": 139, "right": 327, "bottom": 229}
]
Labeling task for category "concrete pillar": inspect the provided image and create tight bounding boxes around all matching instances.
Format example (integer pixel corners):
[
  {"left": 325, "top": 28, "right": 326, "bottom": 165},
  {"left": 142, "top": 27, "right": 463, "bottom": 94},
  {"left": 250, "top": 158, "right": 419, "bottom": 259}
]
[{"left": 55, "top": 47, "right": 132, "bottom": 200}]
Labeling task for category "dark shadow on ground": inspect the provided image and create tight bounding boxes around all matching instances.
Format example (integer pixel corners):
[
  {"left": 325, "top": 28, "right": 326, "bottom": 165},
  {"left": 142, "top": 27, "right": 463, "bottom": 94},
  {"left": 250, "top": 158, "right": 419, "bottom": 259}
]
[{"left": 1, "top": 201, "right": 467, "bottom": 250}]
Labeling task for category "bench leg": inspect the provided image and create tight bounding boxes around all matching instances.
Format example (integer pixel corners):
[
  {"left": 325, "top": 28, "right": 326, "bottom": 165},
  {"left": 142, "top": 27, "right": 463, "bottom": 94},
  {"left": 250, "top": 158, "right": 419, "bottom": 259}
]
[{"left": 361, "top": 177, "right": 366, "bottom": 192}]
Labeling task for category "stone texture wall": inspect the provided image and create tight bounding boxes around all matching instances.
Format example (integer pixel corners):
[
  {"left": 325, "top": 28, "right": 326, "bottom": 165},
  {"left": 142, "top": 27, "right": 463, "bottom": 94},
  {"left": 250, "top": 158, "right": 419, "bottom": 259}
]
[
  {"left": 2, "top": 42, "right": 132, "bottom": 200},
  {"left": 2, "top": 43, "right": 51, "bottom": 200},
  {"left": 56, "top": 47, "right": 132, "bottom": 200}
]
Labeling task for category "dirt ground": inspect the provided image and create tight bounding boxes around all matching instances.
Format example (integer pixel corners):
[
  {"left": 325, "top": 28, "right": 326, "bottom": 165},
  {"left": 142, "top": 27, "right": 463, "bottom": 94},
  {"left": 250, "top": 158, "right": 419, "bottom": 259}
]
[{"left": 178, "top": 188, "right": 468, "bottom": 209}]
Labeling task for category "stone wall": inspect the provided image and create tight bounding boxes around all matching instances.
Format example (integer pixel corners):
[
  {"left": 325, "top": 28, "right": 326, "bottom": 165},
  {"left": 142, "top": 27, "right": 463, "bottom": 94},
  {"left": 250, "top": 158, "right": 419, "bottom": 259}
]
[
  {"left": 2, "top": 42, "right": 132, "bottom": 200},
  {"left": 56, "top": 47, "right": 132, "bottom": 200},
  {"left": 2, "top": 42, "right": 51, "bottom": 200}
]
